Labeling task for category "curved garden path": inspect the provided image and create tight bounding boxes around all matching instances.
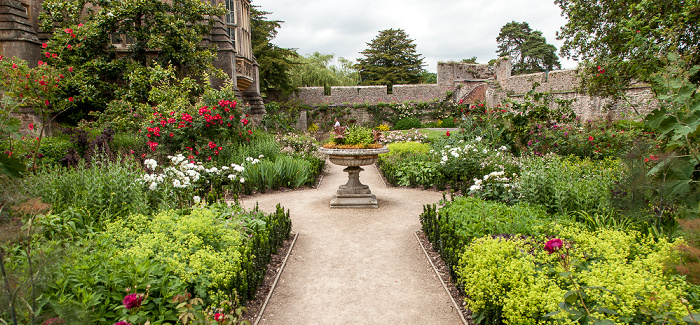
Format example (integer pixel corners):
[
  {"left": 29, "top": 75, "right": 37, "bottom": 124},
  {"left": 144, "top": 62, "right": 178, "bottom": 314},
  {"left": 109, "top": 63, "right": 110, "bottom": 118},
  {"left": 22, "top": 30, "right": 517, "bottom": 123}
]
[{"left": 240, "top": 160, "right": 463, "bottom": 324}]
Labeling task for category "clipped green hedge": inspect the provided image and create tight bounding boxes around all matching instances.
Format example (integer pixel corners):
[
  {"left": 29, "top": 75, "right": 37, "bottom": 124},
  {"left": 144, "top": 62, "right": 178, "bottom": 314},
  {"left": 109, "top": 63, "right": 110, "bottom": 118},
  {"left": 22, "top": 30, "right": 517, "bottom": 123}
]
[
  {"left": 45, "top": 203, "right": 291, "bottom": 324},
  {"left": 421, "top": 197, "right": 552, "bottom": 278}
]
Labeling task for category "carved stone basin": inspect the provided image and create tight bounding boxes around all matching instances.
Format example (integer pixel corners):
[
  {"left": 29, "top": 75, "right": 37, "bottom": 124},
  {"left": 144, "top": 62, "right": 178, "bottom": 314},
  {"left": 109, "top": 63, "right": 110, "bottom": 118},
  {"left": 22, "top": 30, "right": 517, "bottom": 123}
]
[{"left": 318, "top": 147, "right": 389, "bottom": 208}]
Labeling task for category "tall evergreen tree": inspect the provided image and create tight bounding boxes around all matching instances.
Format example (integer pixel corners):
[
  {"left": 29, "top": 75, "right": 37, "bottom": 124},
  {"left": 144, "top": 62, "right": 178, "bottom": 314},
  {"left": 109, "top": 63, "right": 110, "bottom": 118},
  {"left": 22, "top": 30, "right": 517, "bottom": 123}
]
[
  {"left": 496, "top": 21, "right": 561, "bottom": 75},
  {"left": 251, "top": 7, "right": 299, "bottom": 96},
  {"left": 356, "top": 28, "right": 425, "bottom": 86}
]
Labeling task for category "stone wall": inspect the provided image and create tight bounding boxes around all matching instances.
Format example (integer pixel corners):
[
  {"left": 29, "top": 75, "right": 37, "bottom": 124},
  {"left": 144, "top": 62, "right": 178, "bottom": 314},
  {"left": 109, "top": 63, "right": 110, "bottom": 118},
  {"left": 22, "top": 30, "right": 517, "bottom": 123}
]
[
  {"left": 292, "top": 84, "right": 454, "bottom": 106},
  {"left": 487, "top": 59, "right": 656, "bottom": 121}
]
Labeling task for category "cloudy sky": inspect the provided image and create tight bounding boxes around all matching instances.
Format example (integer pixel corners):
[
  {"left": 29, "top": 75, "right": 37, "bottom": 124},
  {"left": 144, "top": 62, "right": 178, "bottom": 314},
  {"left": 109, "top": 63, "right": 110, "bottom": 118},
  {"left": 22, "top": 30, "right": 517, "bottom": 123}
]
[{"left": 254, "top": 0, "right": 579, "bottom": 73}]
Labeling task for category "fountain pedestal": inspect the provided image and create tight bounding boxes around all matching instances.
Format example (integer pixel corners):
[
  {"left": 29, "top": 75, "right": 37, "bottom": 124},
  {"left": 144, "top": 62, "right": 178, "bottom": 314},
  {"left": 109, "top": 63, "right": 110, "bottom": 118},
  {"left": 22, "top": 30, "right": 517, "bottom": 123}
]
[{"left": 318, "top": 147, "right": 389, "bottom": 209}]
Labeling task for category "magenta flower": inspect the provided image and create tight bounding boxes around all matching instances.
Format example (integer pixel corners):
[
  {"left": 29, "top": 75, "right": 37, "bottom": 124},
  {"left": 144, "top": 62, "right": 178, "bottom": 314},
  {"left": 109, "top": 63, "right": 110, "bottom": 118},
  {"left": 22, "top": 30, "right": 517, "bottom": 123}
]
[
  {"left": 544, "top": 238, "right": 563, "bottom": 254},
  {"left": 113, "top": 322, "right": 131, "bottom": 325},
  {"left": 122, "top": 293, "right": 144, "bottom": 310}
]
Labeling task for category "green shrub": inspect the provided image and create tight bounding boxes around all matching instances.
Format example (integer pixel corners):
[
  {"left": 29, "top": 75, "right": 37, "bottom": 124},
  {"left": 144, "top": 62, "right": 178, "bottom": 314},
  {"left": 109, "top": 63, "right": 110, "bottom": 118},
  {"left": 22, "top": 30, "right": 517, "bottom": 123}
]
[
  {"left": 457, "top": 225, "right": 691, "bottom": 324},
  {"left": 441, "top": 117, "right": 457, "bottom": 128},
  {"left": 421, "top": 197, "right": 552, "bottom": 278},
  {"left": 516, "top": 154, "right": 624, "bottom": 215},
  {"left": 111, "top": 132, "right": 145, "bottom": 155},
  {"left": 26, "top": 157, "right": 149, "bottom": 224},
  {"left": 37, "top": 135, "right": 71, "bottom": 166},
  {"left": 45, "top": 235, "right": 185, "bottom": 324},
  {"left": 44, "top": 203, "right": 292, "bottom": 323},
  {"left": 378, "top": 142, "right": 440, "bottom": 187},
  {"left": 393, "top": 117, "right": 422, "bottom": 130}
]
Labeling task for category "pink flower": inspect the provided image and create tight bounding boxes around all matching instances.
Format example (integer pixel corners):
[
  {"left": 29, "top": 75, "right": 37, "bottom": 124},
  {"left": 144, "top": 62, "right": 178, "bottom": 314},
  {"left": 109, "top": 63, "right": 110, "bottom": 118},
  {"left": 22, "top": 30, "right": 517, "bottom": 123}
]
[
  {"left": 113, "top": 322, "right": 131, "bottom": 325},
  {"left": 122, "top": 293, "right": 143, "bottom": 310},
  {"left": 45, "top": 99, "right": 50, "bottom": 106},
  {"left": 445, "top": 131, "right": 450, "bottom": 137},
  {"left": 78, "top": 23, "right": 84, "bottom": 27},
  {"left": 68, "top": 67, "right": 73, "bottom": 72},
  {"left": 544, "top": 238, "right": 563, "bottom": 254},
  {"left": 214, "top": 313, "right": 225, "bottom": 322},
  {"left": 64, "top": 28, "right": 73, "bottom": 34},
  {"left": 588, "top": 136, "right": 594, "bottom": 141},
  {"left": 42, "top": 43, "right": 48, "bottom": 49},
  {"left": 28, "top": 123, "right": 34, "bottom": 130},
  {"left": 67, "top": 45, "right": 72, "bottom": 50},
  {"left": 68, "top": 97, "right": 74, "bottom": 102}
]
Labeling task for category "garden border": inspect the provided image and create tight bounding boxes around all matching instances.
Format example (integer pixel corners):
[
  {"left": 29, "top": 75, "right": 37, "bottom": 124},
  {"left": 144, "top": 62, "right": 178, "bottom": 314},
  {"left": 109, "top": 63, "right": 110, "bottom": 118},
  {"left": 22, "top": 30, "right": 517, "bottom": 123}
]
[
  {"left": 415, "top": 231, "right": 468, "bottom": 325},
  {"left": 253, "top": 232, "right": 299, "bottom": 325}
]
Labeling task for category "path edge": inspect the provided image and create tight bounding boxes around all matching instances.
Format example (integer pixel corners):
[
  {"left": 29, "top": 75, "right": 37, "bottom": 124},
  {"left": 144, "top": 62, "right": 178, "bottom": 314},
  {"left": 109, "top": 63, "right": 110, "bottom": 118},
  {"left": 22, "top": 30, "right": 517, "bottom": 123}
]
[
  {"left": 253, "top": 232, "right": 299, "bottom": 325},
  {"left": 414, "top": 231, "right": 468, "bottom": 325}
]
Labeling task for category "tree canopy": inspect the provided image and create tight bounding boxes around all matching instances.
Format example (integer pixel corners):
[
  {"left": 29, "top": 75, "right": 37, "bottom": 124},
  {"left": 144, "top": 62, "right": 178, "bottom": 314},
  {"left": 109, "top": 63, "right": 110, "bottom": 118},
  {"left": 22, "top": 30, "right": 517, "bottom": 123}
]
[
  {"left": 496, "top": 21, "right": 561, "bottom": 75},
  {"left": 251, "top": 6, "right": 299, "bottom": 96},
  {"left": 38, "top": 0, "right": 226, "bottom": 121},
  {"left": 288, "top": 52, "right": 358, "bottom": 88},
  {"left": 356, "top": 28, "right": 425, "bottom": 86},
  {"left": 555, "top": 0, "right": 700, "bottom": 95}
]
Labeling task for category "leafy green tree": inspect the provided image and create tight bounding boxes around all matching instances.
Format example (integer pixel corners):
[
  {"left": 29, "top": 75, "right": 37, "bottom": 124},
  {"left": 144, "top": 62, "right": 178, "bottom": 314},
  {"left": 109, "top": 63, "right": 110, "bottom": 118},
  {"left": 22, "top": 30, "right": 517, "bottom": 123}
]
[
  {"left": 251, "top": 6, "right": 299, "bottom": 96},
  {"left": 496, "top": 21, "right": 561, "bottom": 75},
  {"left": 555, "top": 0, "right": 700, "bottom": 96},
  {"left": 356, "top": 28, "right": 425, "bottom": 87},
  {"left": 462, "top": 57, "right": 478, "bottom": 64},
  {"left": 38, "top": 0, "right": 226, "bottom": 122},
  {"left": 421, "top": 71, "right": 437, "bottom": 84},
  {"left": 288, "top": 52, "right": 358, "bottom": 87}
]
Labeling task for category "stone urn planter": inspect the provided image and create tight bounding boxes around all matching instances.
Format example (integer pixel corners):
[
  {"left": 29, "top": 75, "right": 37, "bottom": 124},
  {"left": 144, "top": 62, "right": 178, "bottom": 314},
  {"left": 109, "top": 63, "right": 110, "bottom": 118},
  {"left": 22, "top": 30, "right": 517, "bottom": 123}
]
[{"left": 318, "top": 146, "right": 389, "bottom": 208}]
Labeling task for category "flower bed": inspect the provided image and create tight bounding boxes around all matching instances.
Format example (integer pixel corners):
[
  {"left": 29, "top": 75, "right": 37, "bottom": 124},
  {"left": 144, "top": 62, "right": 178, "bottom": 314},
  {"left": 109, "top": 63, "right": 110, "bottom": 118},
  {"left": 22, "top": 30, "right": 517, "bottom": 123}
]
[
  {"left": 42, "top": 203, "right": 291, "bottom": 324},
  {"left": 421, "top": 197, "right": 696, "bottom": 323}
]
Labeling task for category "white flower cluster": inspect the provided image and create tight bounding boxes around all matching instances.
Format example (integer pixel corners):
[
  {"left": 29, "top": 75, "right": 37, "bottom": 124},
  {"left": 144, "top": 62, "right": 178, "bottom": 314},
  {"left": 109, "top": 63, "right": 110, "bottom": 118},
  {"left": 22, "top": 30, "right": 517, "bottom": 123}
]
[
  {"left": 382, "top": 129, "right": 428, "bottom": 144},
  {"left": 469, "top": 170, "right": 512, "bottom": 192},
  {"left": 139, "top": 154, "right": 247, "bottom": 191},
  {"left": 437, "top": 138, "right": 506, "bottom": 166}
]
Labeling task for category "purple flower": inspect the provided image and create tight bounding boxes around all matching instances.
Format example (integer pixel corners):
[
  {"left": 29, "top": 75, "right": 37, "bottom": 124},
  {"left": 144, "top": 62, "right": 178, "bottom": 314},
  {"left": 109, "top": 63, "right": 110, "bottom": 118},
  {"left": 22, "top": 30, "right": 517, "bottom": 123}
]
[
  {"left": 114, "top": 322, "right": 131, "bottom": 325},
  {"left": 122, "top": 293, "right": 143, "bottom": 310},
  {"left": 544, "top": 238, "right": 563, "bottom": 254}
]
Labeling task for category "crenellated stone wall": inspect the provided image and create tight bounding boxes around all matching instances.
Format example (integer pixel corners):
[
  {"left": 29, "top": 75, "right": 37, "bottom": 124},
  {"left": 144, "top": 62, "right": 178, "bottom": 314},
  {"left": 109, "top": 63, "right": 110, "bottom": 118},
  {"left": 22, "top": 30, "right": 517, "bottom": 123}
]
[
  {"left": 293, "top": 84, "right": 454, "bottom": 105},
  {"left": 291, "top": 58, "right": 657, "bottom": 122},
  {"left": 487, "top": 58, "right": 656, "bottom": 121}
]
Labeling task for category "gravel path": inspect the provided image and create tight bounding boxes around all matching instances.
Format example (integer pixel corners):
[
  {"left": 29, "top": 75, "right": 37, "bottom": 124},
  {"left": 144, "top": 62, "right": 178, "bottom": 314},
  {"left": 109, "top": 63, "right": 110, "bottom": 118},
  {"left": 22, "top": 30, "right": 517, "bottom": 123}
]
[{"left": 240, "top": 161, "right": 463, "bottom": 324}]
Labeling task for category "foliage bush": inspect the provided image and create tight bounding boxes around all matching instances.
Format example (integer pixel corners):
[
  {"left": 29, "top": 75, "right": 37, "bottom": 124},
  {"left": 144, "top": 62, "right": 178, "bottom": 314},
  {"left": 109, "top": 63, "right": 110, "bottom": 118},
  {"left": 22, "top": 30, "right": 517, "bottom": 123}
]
[
  {"left": 378, "top": 142, "right": 441, "bottom": 187},
  {"left": 421, "top": 197, "right": 552, "bottom": 278},
  {"left": 456, "top": 225, "right": 692, "bottom": 324},
  {"left": 516, "top": 154, "right": 624, "bottom": 215},
  {"left": 393, "top": 117, "right": 422, "bottom": 130},
  {"left": 25, "top": 157, "right": 150, "bottom": 224},
  {"left": 42, "top": 203, "right": 291, "bottom": 324}
]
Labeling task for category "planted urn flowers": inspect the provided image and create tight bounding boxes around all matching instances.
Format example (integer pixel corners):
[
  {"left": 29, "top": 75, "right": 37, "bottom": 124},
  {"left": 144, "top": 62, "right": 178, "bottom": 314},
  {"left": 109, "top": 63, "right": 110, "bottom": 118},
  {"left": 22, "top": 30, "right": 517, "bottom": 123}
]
[{"left": 319, "top": 125, "right": 388, "bottom": 208}]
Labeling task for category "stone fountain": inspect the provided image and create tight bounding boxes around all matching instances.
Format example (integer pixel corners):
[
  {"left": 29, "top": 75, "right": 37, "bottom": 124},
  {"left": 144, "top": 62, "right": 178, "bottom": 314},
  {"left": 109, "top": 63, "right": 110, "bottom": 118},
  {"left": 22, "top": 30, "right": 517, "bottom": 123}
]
[{"left": 318, "top": 147, "right": 389, "bottom": 208}]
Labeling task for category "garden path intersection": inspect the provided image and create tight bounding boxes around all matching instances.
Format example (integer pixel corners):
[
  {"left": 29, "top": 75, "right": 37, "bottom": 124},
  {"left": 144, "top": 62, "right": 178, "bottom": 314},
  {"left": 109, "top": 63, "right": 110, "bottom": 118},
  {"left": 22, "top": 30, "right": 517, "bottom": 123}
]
[{"left": 241, "top": 160, "right": 462, "bottom": 324}]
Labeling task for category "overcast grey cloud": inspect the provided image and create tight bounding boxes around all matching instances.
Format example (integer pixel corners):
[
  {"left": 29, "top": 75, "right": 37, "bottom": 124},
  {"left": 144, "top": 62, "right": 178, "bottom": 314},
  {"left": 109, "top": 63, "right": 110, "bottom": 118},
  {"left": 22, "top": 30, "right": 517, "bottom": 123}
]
[{"left": 254, "top": 0, "right": 578, "bottom": 72}]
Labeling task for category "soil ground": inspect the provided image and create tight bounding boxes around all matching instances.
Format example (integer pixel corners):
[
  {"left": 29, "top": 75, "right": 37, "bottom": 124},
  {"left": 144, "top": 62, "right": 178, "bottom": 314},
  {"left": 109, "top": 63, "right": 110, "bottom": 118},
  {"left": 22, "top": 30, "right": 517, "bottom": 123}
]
[{"left": 240, "top": 160, "right": 465, "bottom": 324}]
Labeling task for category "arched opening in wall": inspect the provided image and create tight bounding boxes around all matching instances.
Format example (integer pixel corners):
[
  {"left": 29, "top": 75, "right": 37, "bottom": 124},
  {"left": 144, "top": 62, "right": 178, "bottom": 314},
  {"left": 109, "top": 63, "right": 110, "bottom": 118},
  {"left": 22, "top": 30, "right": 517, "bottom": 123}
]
[
  {"left": 323, "top": 85, "right": 331, "bottom": 96},
  {"left": 387, "top": 84, "right": 393, "bottom": 94}
]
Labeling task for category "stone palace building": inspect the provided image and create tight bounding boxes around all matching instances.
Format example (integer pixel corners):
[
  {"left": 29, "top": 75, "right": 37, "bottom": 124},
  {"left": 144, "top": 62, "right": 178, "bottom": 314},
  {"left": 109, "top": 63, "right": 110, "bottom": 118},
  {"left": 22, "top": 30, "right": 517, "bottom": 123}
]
[{"left": 0, "top": 0, "right": 264, "bottom": 112}]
